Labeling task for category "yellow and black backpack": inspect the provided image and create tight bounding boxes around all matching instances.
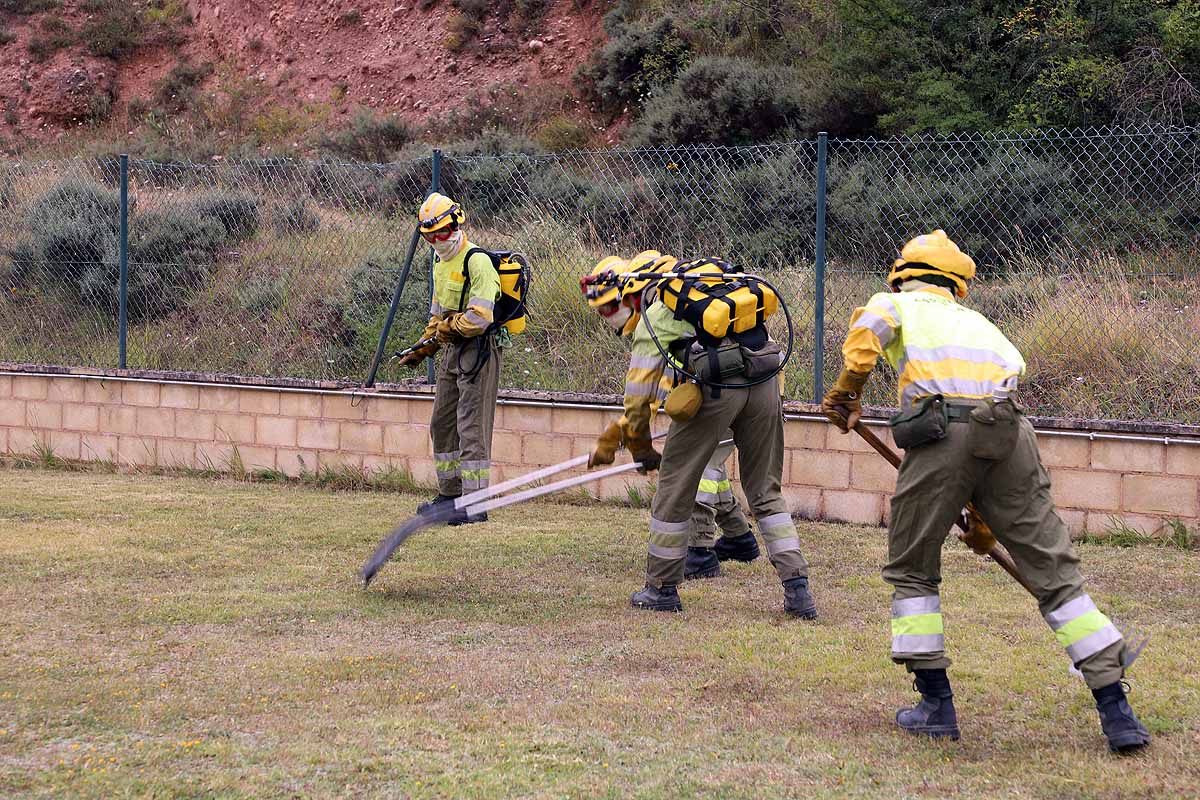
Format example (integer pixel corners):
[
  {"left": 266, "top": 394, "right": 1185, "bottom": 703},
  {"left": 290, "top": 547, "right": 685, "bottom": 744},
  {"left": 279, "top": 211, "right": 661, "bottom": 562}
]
[
  {"left": 657, "top": 257, "right": 779, "bottom": 347},
  {"left": 460, "top": 247, "right": 529, "bottom": 336}
]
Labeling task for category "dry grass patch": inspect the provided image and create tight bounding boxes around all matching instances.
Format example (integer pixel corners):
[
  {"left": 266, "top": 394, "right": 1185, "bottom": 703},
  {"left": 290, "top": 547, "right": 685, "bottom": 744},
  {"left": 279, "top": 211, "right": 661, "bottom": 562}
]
[{"left": 0, "top": 469, "right": 1197, "bottom": 798}]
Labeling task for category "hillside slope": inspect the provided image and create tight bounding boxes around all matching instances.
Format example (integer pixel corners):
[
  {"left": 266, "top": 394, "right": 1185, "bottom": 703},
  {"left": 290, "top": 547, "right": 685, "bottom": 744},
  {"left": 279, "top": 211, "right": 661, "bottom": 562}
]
[{"left": 0, "top": 0, "right": 604, "bottom": 144}]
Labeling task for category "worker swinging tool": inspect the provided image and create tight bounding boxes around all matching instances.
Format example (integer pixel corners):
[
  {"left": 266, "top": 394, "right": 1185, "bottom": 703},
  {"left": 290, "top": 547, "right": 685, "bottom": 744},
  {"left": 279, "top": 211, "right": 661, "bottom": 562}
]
[
  {"left": 393, "top": 192, "right": 528, "bottom": 526},
  {"left": 581, "top": 252, "right": 762, "bottom": 581},
  {"left": 821, "top": 229, "right": 1151, "bottom": 753},
  {"left": 584, "top": 254, "right": 816, "bottom": 617}
]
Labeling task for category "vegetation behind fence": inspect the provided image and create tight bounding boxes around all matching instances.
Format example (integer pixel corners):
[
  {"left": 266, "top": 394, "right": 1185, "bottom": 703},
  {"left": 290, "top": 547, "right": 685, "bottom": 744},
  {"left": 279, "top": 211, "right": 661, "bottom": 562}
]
[{"left": 1, "top": 126, "right": 1197, "bottom": 424}]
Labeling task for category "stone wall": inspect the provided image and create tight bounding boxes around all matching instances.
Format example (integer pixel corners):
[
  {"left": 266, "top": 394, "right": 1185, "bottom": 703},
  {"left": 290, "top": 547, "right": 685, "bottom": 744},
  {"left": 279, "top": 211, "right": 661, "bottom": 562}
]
[{"left": 2, "top": 369, "right": 1198, "bottom": 536}]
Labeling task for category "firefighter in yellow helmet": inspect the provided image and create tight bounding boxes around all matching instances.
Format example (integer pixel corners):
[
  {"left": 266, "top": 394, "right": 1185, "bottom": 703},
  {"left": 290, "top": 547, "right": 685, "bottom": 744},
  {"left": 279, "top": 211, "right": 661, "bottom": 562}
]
[
  {"left": 581, "top": 254, "right": 762, "bottom": 581},
  {"left": 588, "top": 252, "right": 815, "bottom": 615},
  {"left": 821, "top": 230, "right": 1150, "bottom": 753},
  {"left": 397, "top": 192, "right": 502, "bottom": 525}
]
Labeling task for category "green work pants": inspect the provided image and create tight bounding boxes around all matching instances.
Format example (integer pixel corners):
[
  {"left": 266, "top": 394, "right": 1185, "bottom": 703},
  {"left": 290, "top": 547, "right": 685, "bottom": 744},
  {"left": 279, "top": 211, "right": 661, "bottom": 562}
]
[
  {"left": 885, "top": 404, "right": 1126, "bottom": 689},
  {"left": 429, "top": 337, "right": 500, "bottom": 496},
  {"left": 646, "top": 379, "right": 808, "bottom": 587},
  {"left": 689, "top": 435, "right": 750, "bottom": 548}
]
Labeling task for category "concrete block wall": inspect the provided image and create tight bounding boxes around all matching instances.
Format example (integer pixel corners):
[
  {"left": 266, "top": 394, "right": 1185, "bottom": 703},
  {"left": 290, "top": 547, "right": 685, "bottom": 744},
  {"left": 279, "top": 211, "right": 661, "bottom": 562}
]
[{"left": 2, "top": 370, "right": 1198, "bottom": 536}]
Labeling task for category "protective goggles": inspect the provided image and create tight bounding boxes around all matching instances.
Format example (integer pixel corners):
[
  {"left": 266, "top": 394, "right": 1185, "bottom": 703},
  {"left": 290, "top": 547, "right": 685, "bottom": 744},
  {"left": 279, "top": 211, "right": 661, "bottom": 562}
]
[
  {"left": 579, "top": 270, "right": 620, "bottom": 303},
  {"left": 421, "top": 227, "right": 456, "bottom": 243}
]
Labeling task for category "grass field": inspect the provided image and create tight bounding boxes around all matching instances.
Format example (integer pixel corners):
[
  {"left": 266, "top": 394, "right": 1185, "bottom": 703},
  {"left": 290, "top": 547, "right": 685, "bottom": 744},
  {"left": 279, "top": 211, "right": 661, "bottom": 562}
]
[{"left": 1, "top": 468, "right": 1197, "bottom": 799}]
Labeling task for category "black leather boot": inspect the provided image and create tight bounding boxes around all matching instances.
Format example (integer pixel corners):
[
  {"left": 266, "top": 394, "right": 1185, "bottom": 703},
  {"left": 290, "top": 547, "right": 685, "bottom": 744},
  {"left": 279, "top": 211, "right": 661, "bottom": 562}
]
[
  {"left": 684, "top": 547, "right": 721, "bottom": 580},
  {"left": 630, "top": 584, "right": 683, "bottom": 612},
  {"left": 416, "top": 493, "right": 459, "bottom": 515},
  {"left": 713, "top": 531, "right": 760, "bottom": 563},
  {"left": 1093, "top": 682, "right": 1151, "bottom": 753},
  {"left": 448, "top": 511, "right": 487, "bottom": 526},
  {"left": 782, "top": 576, "right": 817, "bottom": 619},
  {"left": 896, "top": 668, "right": 960, "bottom": 740}
]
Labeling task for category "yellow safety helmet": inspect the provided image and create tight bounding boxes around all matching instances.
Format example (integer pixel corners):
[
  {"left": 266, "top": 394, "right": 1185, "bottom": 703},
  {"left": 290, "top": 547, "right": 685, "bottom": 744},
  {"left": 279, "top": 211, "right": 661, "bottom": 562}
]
[
  {"left": 417, "top": 192, "right": 465, "bottom": 233},
  {"left": 620, "top": 250, "right": 678, "bottom": 302},
  {"left": 582, "top": 256, "right": 626, "bottom": 308},
  {"left": 887, "top": 229, "right": 976, "bottom": 298}
]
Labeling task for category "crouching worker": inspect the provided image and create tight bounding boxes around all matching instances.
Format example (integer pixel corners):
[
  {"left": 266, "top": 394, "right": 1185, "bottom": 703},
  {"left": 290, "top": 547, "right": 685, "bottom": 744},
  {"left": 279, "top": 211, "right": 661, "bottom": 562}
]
[
  {"left": 582, "top": 253, "right": 761, "bottom": 581},
  {"left": 397, "top": 192, "right": 501, "bottom": 526},
  {"left": 588, "top": 255, "right": 815, "bottom": 616},
  {"left": 821, "top": 229, "right": 1150, "bottom": 753}
]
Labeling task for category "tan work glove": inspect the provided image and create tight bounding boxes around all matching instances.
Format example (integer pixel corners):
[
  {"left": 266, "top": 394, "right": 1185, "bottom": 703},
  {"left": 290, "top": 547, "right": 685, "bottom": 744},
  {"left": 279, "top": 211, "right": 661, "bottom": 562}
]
[
  {"left": 960, "top": 506, "right": 997, "bottom": 555},
  {"left": 821, "top": 368, "right": 871, "bottom": 433},
  {"left": 626, "top": 427, "right": 661, "bottom": 474},
  {"left": 436, "top": 316, "right": 465, "bottom": 344},
  {"left": 589, "top": 421, "right": 622, "bottom": 468},
  {"left": 397, "top": 340, "right": 438, "bottom": 368}
]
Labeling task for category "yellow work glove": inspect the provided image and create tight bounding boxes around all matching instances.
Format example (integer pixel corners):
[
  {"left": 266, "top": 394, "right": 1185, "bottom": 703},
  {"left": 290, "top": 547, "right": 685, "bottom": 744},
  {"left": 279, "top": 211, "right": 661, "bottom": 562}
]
[
  {"left": 821, "top": 368, "right": 871, "bottom": 433},
  {"left": 436, "top": 316, "right": 465, "bottom": 345},
  {"left": 589, "top": 421, "right": 622, "bottom": 468},
  {"left": 626, "top": 427, "right": 661, "bottom": 474},
  {"left": 960, "top": 507, "right": 997, "bottom": 555}
]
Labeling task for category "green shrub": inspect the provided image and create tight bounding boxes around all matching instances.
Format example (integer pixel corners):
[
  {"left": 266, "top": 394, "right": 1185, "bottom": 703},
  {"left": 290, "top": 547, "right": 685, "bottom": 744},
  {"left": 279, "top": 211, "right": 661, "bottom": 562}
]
[
  {"left": 577, "top": 15, "right": 690, "bottom": 115},
  {"left": 535, "top": 116, "right": 593, "bottom": 151},
  {"left": 626, "top": 57, "right": 809, "bottom": 146},
  {"left": 270, "top": 197, "right": 320, "bottom": 236},
  {"left": 81, "top": 0, "right": 144, "bottom": 59},
  {"left": 24, "top": 178, "right": 120, "bottom": 307},
  {"left": 154, "top": 60, "right": 213, "bottom": 114},
  {"left": 318, "top": 108, "right": 414, "bottom": 163},
  {"left": 127, "top": 211, "right": 225, "bottom": 318},
  {"left": 26, "top": 15, "right": 75, "bottom": 61},
  {"left": 186, "top": 192, "right": 259, "bottom": 240},
  {"left": 0, "top": 0, "right": 60, "bottom": 13}
]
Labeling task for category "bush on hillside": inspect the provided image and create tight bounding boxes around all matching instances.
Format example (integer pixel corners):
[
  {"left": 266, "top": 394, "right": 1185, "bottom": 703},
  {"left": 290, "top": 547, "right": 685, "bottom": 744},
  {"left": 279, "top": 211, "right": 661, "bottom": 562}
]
[
  {"left": 13, "top": 179, "right": 261, "bottom": 320},
  {"left": 318, "top": 109, "right": 415, "bottom": 163},
  {"left": 23, "top": 178, "right": 120, "bottom": 305},
  {"left": 271, "top": 198, "right": 321, "bottom": 236},
  {"left": 81, "top": 0, "right": 145, "bottom": 59},
  {"left": 186, "top": 192, "right": 259, "bottom": 240},
  {"left": 577, "top": 15, "right": 691, "bottom": 115},
  {"left": 626, "top": 57, "right": 810, "bottom": 147}
]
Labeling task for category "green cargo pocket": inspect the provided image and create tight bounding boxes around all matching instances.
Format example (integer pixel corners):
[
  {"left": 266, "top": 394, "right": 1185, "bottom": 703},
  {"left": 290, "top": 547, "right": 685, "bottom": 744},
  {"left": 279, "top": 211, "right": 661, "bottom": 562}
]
[
  {"left": 968, "top": 399, "right": 1019, "bottom": 460},
  {"left": 889, "top": 395, "right": 948, "bottom": 450}
]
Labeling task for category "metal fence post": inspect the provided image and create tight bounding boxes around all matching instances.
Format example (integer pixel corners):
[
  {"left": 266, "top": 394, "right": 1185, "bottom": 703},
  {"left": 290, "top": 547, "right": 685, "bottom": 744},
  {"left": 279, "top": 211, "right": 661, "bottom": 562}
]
[
  {"left": 118, "top": 154, "right": 129, "bottom": 369},
  {"left": 813, "top": 132, "right": 828, "bottom": 403},
  {"left": 426, "top": 148, "right": 442, "bottom": 385}
]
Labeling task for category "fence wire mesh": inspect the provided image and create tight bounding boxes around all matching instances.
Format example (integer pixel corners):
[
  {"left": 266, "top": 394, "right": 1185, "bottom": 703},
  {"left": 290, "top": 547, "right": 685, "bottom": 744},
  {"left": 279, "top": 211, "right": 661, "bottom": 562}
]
[{"left": 1, "top": 126, "right": 1196, "bottom": 424}]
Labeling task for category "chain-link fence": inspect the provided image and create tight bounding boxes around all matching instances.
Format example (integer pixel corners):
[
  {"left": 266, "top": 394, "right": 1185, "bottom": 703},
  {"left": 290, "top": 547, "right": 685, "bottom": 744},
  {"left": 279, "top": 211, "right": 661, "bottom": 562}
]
[{"left": 2, "top": 126, "right": 1197, "bottom": 423}]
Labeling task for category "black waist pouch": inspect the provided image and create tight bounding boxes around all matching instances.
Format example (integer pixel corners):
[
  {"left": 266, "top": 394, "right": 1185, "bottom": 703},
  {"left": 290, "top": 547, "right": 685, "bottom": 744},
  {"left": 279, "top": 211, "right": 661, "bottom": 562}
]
[{"left": 888, "top": 394, "right": 948, "bottom": 450}]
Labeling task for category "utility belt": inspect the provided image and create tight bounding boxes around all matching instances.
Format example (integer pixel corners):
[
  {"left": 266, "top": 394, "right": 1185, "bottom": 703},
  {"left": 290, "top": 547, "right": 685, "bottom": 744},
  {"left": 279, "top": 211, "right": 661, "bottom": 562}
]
[
  {"left": 673, "top": 336, "right": 783, "bottom": 387},
  {"left": 889, "top": 394, "right": 1022, "bottom": 455}
]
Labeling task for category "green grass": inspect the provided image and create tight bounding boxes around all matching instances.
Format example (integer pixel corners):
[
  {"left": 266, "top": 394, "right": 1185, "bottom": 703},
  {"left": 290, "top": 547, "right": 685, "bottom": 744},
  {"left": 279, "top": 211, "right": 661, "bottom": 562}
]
[{"left": 0, "top": 469, "right": 1197, "bottom": 797}]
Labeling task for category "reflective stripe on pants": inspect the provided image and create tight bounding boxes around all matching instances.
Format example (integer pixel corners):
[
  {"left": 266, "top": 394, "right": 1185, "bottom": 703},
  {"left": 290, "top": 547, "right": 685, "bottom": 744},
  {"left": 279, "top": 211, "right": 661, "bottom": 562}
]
[
  {"left": 1044, "top": 593, "right": 1123, "bottom": 663},
  {"left": 891, "top": 595, "right": 944, "bottom": 656}
]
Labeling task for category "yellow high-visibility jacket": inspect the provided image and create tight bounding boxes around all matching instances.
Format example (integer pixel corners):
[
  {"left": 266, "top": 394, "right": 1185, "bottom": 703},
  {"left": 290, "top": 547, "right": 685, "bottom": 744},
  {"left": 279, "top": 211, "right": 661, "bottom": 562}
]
[
  {"left": 421, "top": 239, "right": 501, "bottom": 341},
  {"left": 619, "top": 301, "right": 694, "bottom": 440},
  {"left": 843, "top": 285, "right": 1026, "bottom": 410}
]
